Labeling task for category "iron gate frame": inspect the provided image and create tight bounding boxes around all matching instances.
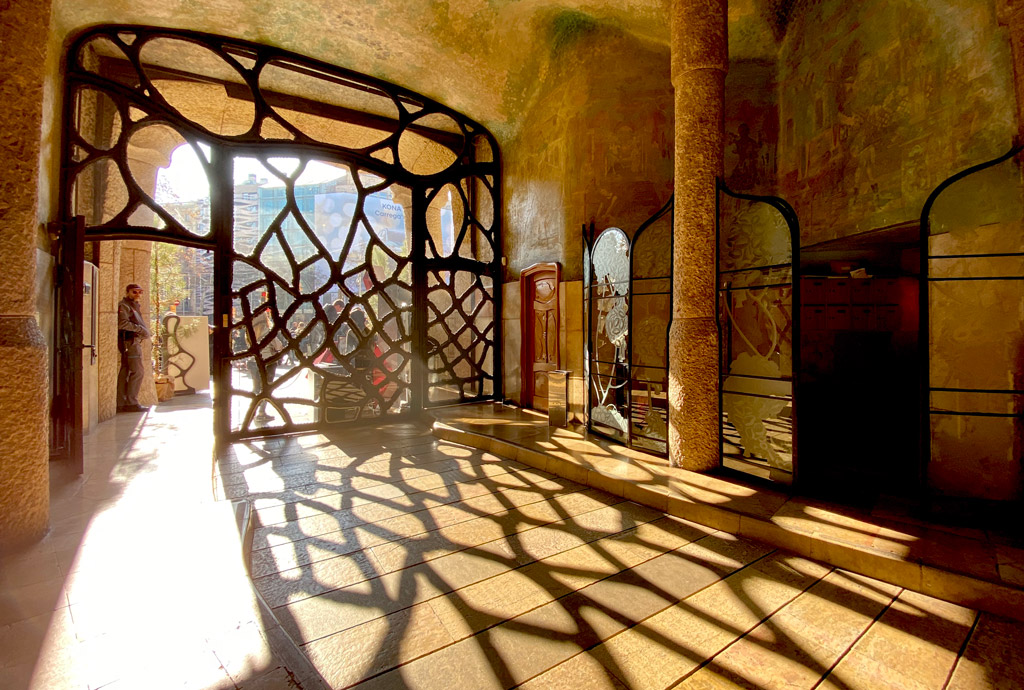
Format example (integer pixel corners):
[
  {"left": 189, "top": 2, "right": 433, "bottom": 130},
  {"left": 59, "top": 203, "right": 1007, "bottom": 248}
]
[
  {"left": 57, "top": 25, "right": 502, "bottom": 447},
  {"left": 716, "top": 179, "right": 800, "bottom": 485},
  {"left": 583, "top": 197, "right": 674, "bottom": 456},
  {"left": 918, "top": 142, "right": 1024, "bottom": 498}
]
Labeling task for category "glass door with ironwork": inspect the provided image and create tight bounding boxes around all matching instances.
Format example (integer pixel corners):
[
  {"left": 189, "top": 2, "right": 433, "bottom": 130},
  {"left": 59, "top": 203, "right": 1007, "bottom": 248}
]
[{"left": 717, "top": 182, "right": 800, "bottom": 484}]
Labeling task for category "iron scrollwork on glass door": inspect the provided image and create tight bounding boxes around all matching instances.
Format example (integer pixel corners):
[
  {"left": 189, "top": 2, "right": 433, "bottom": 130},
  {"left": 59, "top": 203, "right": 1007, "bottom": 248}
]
[
  {"left": 583, "top": 198, "right": 673, "bottom": 454},
  {"left": 717, "top": 181, "right": 799, "bottom": 483},
  {"left": 61, "top": 26, "right": 501, "bottom": 441}
]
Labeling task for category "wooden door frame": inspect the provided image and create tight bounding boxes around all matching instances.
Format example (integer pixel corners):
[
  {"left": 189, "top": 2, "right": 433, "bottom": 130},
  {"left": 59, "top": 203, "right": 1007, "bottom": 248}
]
[{"left": 520, "top": 262, "right": 560, "bottom": 408}]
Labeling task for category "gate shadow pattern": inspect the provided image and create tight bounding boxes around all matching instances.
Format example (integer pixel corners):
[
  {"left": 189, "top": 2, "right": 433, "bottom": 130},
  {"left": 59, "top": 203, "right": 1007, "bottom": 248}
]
[{"left": 213, "top": 423, "right": 1010, "bottom": 689}]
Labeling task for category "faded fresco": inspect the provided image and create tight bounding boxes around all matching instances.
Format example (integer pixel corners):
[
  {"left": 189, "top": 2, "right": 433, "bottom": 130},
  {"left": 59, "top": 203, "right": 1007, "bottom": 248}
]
[
  {"left": 725, "top": 60, "right": 778, "bottom": 196},
  {"left": 777, "top": 0, "right": 1017, "bottom": 246},
  {"left": 503, "top": 23, "right": 673, "bottom": 282}
]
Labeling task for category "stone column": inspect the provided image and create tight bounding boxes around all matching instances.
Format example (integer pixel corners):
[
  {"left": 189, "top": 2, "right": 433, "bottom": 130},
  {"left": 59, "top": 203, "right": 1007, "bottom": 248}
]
[
  {"left": 998, "top": 0, "right": 1024, "bottom": 140},
  {"left": 668, "top": 0, "right": 727, "bottom": 470},
  {"left": 0, "top": 0, "right": 53, "bottom": 546}
]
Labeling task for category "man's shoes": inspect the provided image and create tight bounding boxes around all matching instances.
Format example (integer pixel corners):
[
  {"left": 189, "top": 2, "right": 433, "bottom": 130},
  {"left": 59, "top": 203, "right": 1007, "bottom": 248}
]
[{"left": 117, "top": 404, "right": 149, "bottom": 413}]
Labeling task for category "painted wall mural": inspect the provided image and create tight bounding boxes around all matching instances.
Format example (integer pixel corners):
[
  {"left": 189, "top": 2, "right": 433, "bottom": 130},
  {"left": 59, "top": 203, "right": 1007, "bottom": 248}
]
[
  {"left": 777, "top": 0, "right": 1017, "bottom": 246},
  {"left": 725, "top": 60, "right": 779, "bottom": 196}
]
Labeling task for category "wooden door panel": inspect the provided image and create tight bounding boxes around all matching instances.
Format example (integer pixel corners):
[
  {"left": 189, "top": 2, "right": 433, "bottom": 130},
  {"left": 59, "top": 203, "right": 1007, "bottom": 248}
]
[{"left": 521, "top": 263, "right": 561, "bottom": 410}]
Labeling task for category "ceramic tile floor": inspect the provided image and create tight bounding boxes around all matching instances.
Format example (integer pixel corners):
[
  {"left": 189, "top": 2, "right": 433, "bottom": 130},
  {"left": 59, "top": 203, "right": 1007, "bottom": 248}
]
[
  {"left": 228, "top": 415, "right": 1024, "bottom": 689},
  {"left": 6, "top": 396, "right": 1024, "bottom": 690},
  {"left": 431, "top": 404, "right": 1024, "bottom": 620},
  {"left": 0, "top": 394, "right": 308, "bottom": 690}
]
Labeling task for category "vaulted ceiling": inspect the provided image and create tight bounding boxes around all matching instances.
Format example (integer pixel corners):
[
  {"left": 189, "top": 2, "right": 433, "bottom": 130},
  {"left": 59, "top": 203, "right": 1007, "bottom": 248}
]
[{"left": 53, "top": 0, "right": 785, "bottom": 139}]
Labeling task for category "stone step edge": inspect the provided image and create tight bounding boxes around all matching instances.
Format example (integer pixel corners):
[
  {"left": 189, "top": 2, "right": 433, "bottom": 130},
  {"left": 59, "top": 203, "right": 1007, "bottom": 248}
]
[{"left": 431, "top": 420, "right": 1024, "bottom": 623}]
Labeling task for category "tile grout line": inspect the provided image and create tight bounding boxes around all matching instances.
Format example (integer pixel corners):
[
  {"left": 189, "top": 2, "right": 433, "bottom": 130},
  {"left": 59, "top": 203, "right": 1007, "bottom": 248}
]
[
  {"left": 247, "top": 465, "right": 598, "bottom": 540},
  {"left": 250, "top": 484, "right": 620, "bottom": 577},
  {"left": 808, "top": 585, "right": 905, "bottom": 690},
  {"left": 216, "top": 441, "right": 475, "bottom": 484},
  {"left": 249, "top": 462, "right": 577, "bottom": 530},
  {"left": 498, "top": 547, "right": 784, "bottom": 690},
  {"left": 262, "top": 495, "right": 638, "bottom": 610},
  {"left": 329, "top": 528, "right": 750, "bottom": 690},
  {"left": 228, "top": 456, "right": 557, "bottom": 511},
  {"left": 940, "top": 610, "right": 982, "bottom": 690},
  {"left": 658, "top": 558, "right": 829, "bottom": 690}
]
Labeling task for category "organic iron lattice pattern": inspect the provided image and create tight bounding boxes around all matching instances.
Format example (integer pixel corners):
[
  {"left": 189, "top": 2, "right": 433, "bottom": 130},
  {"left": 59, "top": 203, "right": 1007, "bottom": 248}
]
[
  {"left": 227, "top": 157, "right": 414, "bottom": 431},
  {"left": 425, "top": 270, "right": 495, "bottom": 404},
  {"left": 62, "top": 26, "right": 501, "bottom": 440}
]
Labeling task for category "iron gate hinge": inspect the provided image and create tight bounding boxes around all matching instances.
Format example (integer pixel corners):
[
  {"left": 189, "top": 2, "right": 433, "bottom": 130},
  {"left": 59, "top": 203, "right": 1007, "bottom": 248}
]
[{"left": 46, "top": 219, "right": 76, "bottom": 243}]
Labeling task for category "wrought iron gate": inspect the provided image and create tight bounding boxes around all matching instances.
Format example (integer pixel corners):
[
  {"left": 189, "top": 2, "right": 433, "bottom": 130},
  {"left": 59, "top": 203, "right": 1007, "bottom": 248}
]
[
  {"left": 716, "top": 181, "right": 800, "bottom": 484},
  {"left": 583, "top": 198, "right": 673, "bottom": 455},
  {"left": 60, "top": 26, "right": 501, "bottom": 443},
  {"left": 920, "top": 144, "right": 1024, "bottom": 503}
]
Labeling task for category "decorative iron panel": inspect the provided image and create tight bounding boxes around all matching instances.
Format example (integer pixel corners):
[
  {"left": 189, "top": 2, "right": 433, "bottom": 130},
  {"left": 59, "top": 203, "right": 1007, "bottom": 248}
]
[
  {"left": 61, "top": 26, "right": 501, "bottom": 442},
  {"left": 583, "top": 198, "right": 672, "bottom": 455},
  {"left": 920, "top": 144, "right": 1024, "bottom": 502},
  {"left": 716, "top": 181, "right": 799, "bottom": 484}
]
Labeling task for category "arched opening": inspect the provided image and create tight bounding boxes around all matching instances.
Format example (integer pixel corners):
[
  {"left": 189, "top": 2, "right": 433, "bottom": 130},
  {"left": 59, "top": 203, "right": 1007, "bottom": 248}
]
[{"left": 56, "top": 27, "right": 502, "bottom": 455}]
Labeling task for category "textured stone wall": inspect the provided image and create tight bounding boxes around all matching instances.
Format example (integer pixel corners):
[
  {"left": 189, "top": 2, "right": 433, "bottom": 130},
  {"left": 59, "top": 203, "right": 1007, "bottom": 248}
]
[
  {"left": 778, "top": 0, "right": 1017, "bottom": 246},
  {"left": 0, "top": 0, "right": 53, "bottom": 547},
  {"left": 119, "top": 242, "right": 158, "bottom": 407},
  {"left": 503, "top": 23, "right": 673, "bottom": 282}
]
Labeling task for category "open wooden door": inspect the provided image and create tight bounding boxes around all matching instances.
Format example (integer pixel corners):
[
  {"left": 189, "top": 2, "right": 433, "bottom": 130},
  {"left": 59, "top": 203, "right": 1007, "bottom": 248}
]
[
  {"left": 50, "top": 216, "right": 85, "bottom": 473},
  {"left": 520, "top": 262, "right": 560, "bottom": 411}
]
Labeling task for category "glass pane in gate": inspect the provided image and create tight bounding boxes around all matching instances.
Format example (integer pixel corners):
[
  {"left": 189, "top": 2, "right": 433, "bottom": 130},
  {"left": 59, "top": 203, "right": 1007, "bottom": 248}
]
[
  {"left": 717, "top": 190, "right": 796, "bottom": 482},
  {"left": 926, "top": 149, "right": 1024, "bottom": 501},
  {"left": 228, "top": 155, "right": 413, "bottom": 432},
  {"left": 587, "top": 228, "right": 631, "bottom": 442}
]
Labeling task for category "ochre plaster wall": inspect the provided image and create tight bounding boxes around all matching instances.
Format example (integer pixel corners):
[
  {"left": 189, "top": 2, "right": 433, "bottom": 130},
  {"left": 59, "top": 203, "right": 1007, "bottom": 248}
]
[
  {"left": 49, "top": 1, "right": 674, "bottom": 143},
  {"left": 778, "top": 0, "right": 1018, "bottom": 246},
  {"left": 500, "top": 24, "right": 673, "bottom": 411},
  {"left": 503, "top": 25, "right": 673, "bottom": 281}
]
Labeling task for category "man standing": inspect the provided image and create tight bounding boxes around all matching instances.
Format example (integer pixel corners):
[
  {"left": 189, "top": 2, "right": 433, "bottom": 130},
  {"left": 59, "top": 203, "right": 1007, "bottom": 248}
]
[{"left": 117, "top": 283, "right": 151, "bottom": 413}]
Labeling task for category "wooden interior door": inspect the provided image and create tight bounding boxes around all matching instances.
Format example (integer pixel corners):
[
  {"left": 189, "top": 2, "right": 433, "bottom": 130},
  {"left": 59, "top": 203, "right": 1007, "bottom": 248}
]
[{"left": 520, "top": 262, "right": 560, "bottom": 411}]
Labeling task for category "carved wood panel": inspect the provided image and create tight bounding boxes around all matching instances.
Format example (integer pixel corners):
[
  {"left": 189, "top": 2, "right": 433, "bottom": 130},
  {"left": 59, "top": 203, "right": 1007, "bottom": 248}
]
[{"left": 521, "top": 263, "right": 560, "bottom": 411}]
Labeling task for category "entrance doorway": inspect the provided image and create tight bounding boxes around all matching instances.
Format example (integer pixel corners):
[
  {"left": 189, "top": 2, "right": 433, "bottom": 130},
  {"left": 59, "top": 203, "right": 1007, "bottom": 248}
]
[{"left": 57, "top": 27, "right": 502, "bottom": 459}]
